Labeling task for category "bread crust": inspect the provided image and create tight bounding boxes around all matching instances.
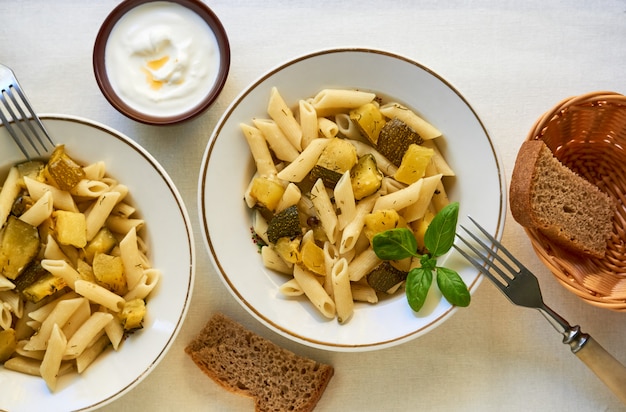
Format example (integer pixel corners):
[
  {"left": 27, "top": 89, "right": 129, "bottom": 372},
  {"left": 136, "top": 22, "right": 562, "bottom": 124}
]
[
  {"left": 185, "top": 313, "right": 334, "bottom": 412},
  {"left": 509, "top": 139, "right": 615, "bottom": 258},
  {"left": 509, "top": 140, "right": 544, "bottom": 228}
]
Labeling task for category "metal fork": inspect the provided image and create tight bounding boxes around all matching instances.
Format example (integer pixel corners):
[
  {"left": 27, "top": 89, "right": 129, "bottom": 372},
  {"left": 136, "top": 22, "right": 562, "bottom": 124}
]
[
  {"left": 0, "top": 63, "right": 54, "bottom": 159},
  {"left": 454, "top": 216, "right": 626, "bottom": 405}
]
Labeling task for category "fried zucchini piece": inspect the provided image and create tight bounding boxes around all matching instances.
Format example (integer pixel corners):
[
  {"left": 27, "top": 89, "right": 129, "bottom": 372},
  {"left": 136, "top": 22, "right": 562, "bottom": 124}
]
[
  {"left": 44, "top": 144, "right": 86, "bottom": 191},
  {"left": 119, "top": 298, "right": 146, "bottom": 331},
  {"left": 367, "top": 261, "right": 408, "bottom": 293},
  {"left": 394, "top": 144, "right": 435, "bottom": 185},
  {"left": 267, "top": 205, "right": 302, "bottom": 244},
  {"left": 13, "top": 261, "right": 47, "bottom": 292},
  {"left": 0, "top": 216, "right": 40, "bottom": 280},
  {"left": 310, "top": 138, "right": 358, "bottom": 189},
  {"left": 350, "top": 154, "right": 383, "bottom": 200},
  {"left": 22, "top": 272, "right": 67, "bottom": 303},
  {"left": 349, "top": 102, "right": 386, "bottom": 144},
  {"left": 93, "top": 253, "right": 127, "bottom": 295},
  {"left": 54, "top": 210, "right": 87, "bottom": 248},
  {"left": 249, "top": 176, "right": 285, "bottom": 212},
  {"left": 376, "top": 118, "right": 424, "bottom": 167}
]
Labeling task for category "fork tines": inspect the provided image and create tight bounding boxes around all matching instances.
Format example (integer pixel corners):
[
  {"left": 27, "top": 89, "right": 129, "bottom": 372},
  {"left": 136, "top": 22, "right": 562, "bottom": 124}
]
[
  {"left": 0, "top": 69, "right": 54, "bottom": 160},
  {"left": 453, "top": 216, "right": 523, "bottom": 289}
]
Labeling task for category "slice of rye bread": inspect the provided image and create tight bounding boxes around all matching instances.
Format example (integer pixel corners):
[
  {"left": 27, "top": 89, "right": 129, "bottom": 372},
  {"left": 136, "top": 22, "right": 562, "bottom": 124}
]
[
  {"left": 185, "top": 313, "right": 334, "bottom": 412},
  {"left": 509, "top": 140, "right": 615, "bottom": 258}
]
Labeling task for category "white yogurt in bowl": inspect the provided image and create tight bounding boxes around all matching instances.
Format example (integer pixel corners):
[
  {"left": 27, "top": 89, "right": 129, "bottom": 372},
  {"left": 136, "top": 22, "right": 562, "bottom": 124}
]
[{"left": 94, "top": 0, "right": 230, "bottom": 125}]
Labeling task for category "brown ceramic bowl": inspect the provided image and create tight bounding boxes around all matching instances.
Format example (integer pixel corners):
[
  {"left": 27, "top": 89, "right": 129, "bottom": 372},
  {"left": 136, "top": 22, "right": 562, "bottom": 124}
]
[{"left": 93, "top": 0, "right": 230, "bottom": 125}]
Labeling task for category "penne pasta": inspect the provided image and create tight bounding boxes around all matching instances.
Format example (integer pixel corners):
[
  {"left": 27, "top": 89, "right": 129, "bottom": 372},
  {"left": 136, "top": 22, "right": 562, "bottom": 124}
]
[
  {"left": 298, "top": 99, "right": 318, "bottom": 148},
  {"left": 85, "top": 191, "right": 121, "bottom": 241},
  {"left": 310, "top": 179, "right": 339, "bottom": 244},
  {"left": 24, "top": 297, "right": 85, "bottom": 351},
  {"left": 64, "top": 311, "right": 114, "bottom": 358},
  {"left": 241, "top": 123, "right": 279, "bottom": 178},
  {"left": 0, "top": 274, "right": 16, "bottom": 291},
  {"left": 19, "top": 191, "right": 53, "bottom": 227},
  {"left": 267, "top": 86, "right": 302, "bottom": 151},
  {"left": 70, "top": 179, "right": 110, "bottom": 198},
  {"left": 311, "top": 89, "right": 376, "bottom": 115},
  {"left": 76, "top": 334, "right": 110, "bottom": 373},
  {"left": 119, "top": 227, "right": 145, "bottom": 290},
  {"left": 82, "top": 161, "right": 106, "bottom": 180},
  {"left": 40, "top": 324, "right": 67, "bottom": 391},
  {"left": 24, "top": 176, "right": 78, "bottom": 212},
  {"left": 317, "top": 117, "right": 338, "bottom": 138},
  {"left": 293, "top": 264, "right": 335, "bottom": 319},
  {"left": 277, "top": 137, "right": 330, "bottom": 182},
  {"left": 331, "top": 258, "right": 354, "bottom": 323},
  {"left": 334, "top": 113, "right": 363, "bottom": 140},
  {"left": 253, "top": 118, "right": 300, "bottom": 162},
  {"left": 275, "top": 183, "right": 302, "bottom": 212},
  {"left": 123, "top": 268, "right": 160, "bottom": 301},
  {"left": 334, "top": 171, "right": 357, "bottom": 231},
  {"left": 278, "top": 278, "right": 305, "bottom": 296},
  {"left": 74, "top": 280, "right": 125, "bottom": 313},
  {"left": 348, "top": 248, "right": 382, "bottom": 282},
  {"left": 261, "top": 245, "right": 293, "bottom": 275}
]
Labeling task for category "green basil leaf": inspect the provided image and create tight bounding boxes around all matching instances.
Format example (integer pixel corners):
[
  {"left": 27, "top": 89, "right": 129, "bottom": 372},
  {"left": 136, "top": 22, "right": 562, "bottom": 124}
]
[
  {"left": 424, "top": 202, "right": 459, "bottom": 257},
  {"left": 405, "top": 267, "right": 432, "bottom": 312},
  {"left": 436, "top": 266, "right": 470, "bottom": 307},
  {"left": 372, "top": 228, "right": 418, "bottom": 260},
  {"left": 419, "top": 254, "right": 437, "bottom": 271}
]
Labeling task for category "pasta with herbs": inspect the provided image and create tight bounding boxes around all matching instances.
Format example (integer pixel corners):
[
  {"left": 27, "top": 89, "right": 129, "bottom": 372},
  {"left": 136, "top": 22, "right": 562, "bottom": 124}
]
[
  {"left": 243, "top": 87, "right": 454, "bottom": 324},
  {"left": 0, "top": 145, "right": 160, "bottom": 391}
]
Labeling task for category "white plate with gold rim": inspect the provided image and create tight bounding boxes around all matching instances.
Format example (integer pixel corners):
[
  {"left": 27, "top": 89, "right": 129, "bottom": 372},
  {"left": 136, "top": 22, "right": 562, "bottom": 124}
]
[
  {"left": 199, "top": 48, "right": 505, "bottom": 351},
  {"left": 0, "top": 115, "right": 194, "bottom": 411}
]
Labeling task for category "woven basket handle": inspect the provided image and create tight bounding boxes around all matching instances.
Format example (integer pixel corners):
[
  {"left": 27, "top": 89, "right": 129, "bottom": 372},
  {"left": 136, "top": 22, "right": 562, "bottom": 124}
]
[{"left": 575, "top": 336, "right": 626, "bottom": 404}]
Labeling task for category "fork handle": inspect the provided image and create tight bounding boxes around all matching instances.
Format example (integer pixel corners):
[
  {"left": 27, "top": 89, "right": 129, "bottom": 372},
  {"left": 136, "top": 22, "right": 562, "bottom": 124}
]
[{"left": 574, "top": 336, "right": 626, "bottom": 404}]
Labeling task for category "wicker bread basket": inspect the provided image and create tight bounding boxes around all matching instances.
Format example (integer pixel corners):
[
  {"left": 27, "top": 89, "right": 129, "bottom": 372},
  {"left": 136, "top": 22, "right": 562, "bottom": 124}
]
[{"left": 523, "top": 91, "right": 626, "bottom": 311}]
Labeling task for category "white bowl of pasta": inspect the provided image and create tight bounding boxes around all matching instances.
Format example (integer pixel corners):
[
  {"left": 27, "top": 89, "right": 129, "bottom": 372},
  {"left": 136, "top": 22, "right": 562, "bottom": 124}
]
[
  {"left": 0, "top": 115, "right": 194, "bottom": 411},
  {"left": 199, "top": 48, "right": 505, "bottom": 351}
]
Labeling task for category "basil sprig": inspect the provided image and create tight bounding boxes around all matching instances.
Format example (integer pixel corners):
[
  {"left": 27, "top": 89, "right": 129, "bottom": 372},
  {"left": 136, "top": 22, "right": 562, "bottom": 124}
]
[{"left": 371, "top": 202, "right": 470, "bottom": 312}]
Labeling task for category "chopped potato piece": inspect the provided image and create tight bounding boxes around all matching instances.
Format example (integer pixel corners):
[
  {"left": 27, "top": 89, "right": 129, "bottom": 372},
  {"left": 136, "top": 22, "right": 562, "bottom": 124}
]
[
  {"left": 0, "top": 329, "right": 17, "bottom": 363},
  {"left": 250, "top": 176, "right": 285, "bottom": 212},
  {"left": 316, "top": 138, "right": 358, "bottom": 173},
  {"left": 301, "top": 238, "right": 325, "bottom": 275},
  {"left": 394, "top": 144, "right": 435, "bottom": 185},
  {"left": 119, "top": 298, "right": 146, "bottom": 331},
  {"left": 350, "top": 154, "right": 383, "bottom": 200},
  {"left": 54, "top": 210, "right": 87, "bottom": 248},
  {"left": 84, "top": 227, "right": 117, "bottom": 264},
  {"left": 274, "top": 237, "right": 301, "bottom": 264},
  {"left": 363, "top": 209, "right": 405, "bottom": 242},
  {"left": 350, "top": 102, "right": 386, "bottom": 144},
  {"left": 93, "top": 253, "right": 126, "bottom": 295}
]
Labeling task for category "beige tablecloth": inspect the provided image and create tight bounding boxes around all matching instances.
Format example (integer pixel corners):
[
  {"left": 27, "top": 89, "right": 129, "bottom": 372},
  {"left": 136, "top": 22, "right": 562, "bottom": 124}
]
[{"left": 2, "top": 1, "right": 626, "bottom": 411}]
